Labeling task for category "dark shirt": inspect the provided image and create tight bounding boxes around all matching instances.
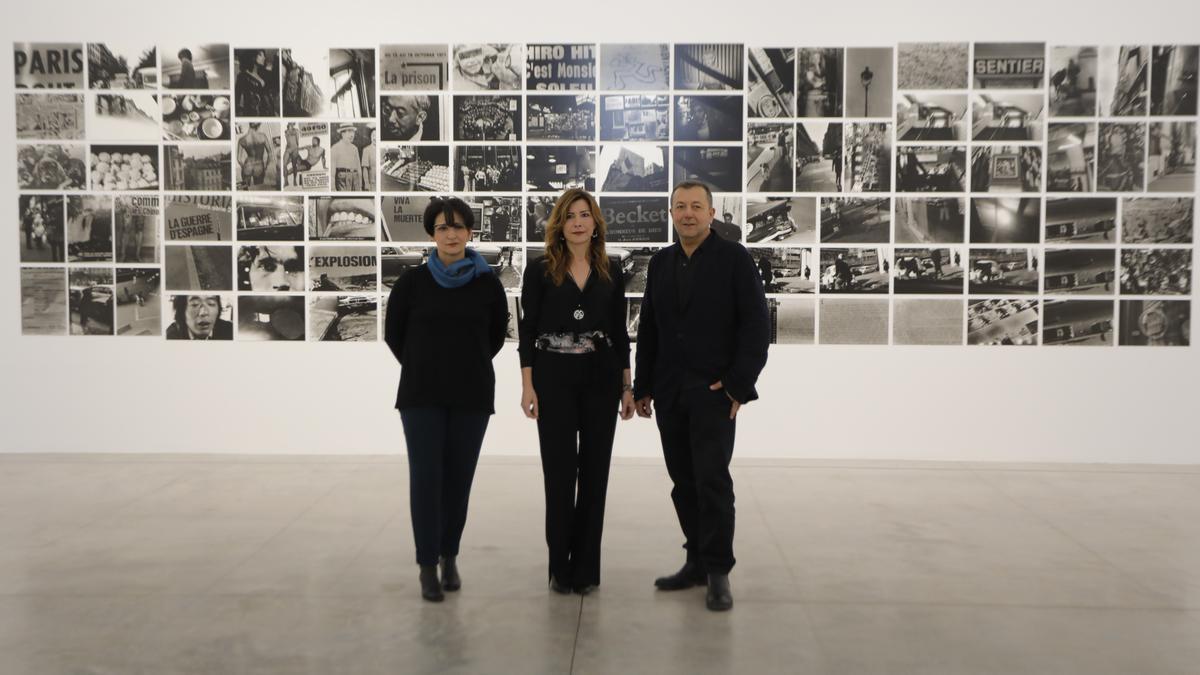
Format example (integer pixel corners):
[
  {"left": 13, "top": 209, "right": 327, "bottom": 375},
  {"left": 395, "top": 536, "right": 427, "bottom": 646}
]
[
  {"left": 518, "top": 255, "right": 631, "bottom": 370},
  {"left": 384, "top": 265, "right": 508, "bottom": 413},
  {"left": 674, "top": 228, "right": 718, "bottom": 310}
]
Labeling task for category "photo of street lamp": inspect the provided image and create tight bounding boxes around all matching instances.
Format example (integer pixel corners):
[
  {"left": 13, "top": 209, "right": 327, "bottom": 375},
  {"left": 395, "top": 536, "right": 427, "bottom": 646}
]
[
  {"left": 861, "top": 67, "right": 874, "bottom": 117},
  {"left": 845, "top": 48, "right": 893, "bottom": 119}
]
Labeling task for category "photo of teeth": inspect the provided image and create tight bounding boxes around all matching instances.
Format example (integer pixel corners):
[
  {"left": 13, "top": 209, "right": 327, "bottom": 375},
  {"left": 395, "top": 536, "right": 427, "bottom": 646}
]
[{"left": 308, "top": 197, "right": 377, "bottom": 241}]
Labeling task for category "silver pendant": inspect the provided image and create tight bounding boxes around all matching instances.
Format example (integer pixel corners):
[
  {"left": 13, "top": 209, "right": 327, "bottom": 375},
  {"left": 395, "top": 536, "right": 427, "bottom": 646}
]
[{"left": 573, "top": 309, "right": 585, "bottom": 320}]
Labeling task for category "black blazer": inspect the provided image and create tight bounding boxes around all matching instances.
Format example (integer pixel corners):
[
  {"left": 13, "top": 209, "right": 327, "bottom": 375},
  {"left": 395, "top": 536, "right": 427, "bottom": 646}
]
[{"left": 633, "top": 230, "right": 769, "bottom": 406}]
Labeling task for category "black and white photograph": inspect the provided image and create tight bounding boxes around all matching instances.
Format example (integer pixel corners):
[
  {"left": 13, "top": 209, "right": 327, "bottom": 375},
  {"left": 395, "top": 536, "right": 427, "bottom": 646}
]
[
  {"left": 16, "top": 93, "right": 85, "bottom": 139},
  {"left": 1097, "top": 122, "right": 1146, "bottom": 192},
  {"left": 968, "top": 248, "right": 1039, "bottom": 294},
  {"left": 233, "top": 49, "right": 281, "bottom": 117},
  {"left": 673, "top": 146, "right": 742, "bottom": 193},
  {"left": 454, "top": 95, "right": 521, "bottom": 141},
  {"left": 114, "top": 195, "right": 159, "bottom": 263},
  {"left": 747, "top": 247, "right": 815, "bottom": 294},
  {"left": 528, "top": 95, "right": 595, "bottom": 141},
  {"left": 674, "top": 44, "right": 743, "bottom": 91},
  {"left": 165, "top": 294, "right": 234, "bottom": 340},
  {"left": 88, "top": 42, "right": 156, "bottom": 89},
  {"left": 20, "top": 267, "right": 67, "bottom": 335},
  {"left": 897, "top": 42, "right": 969, "bottom": 90},
  {"left": 794, "top": 122, "right": 842, "bottom": 192},
  {"left": 1049, "top": 46, "right": 1098, "bottom": 117},
  {"left": 329, "top": 123, "right": 376, "bottom": 192},
  {"left": 797, "top": 48, "right": 843, "bottom": 118},
  {"left": 461, "top": 196, "right": 521, "bottom": 243},
  {"left": 309, "top": 197, "right": 376, "bottom": 241},
  {"left": 455, "top": 146, "right": 521, "bottom": 191},
  {"left": 238, "top": 245, "right": 305, "bottom": 292},
  {"left": 1041, "top": 299, "right": 1114, "bottom": 346},
  {"left": 895, "top": 197, "right": 966, "bottom": 244},
  {"left": 87, "top": 93, "right": 159, "bottom": 141},
  {"left": 820, "top": 197, "right": 890, "bottom": 243},
  {"left": 526, "top": 196, "right": 554, "bottom": 242},
  {"left": 380, "top": 145, "right": 450, "bottom": 192},
  {"left": 601, "top": 95, "right": 669, "bottom": 142},
  {"left": 238, "top": 295, "right": 306, "bottom": 341},
  {"left": 526, "top": 146, "right": 595, "bottom": 192},
  {"left": 14, "top": 43, "right": 85, "bottom": 89},
  {"left": 970, "top": 197, "right": 1041, "bottom": 244},
  {"left": 1122, "top": 197, "right": 1193, "bottom": 244},
  {"left": 672, "top": 95, "right": 741, "bottom": 142},
  {"left": 235, "top": 122, "right": 282, "bottom": 191},
  {"left": 381, "top": 196, "right": 434, "bottom": 242},
  {"left": 474, "top": 245, "right": 523, "bottom": 290},
  {"left": 893, "top": 247, "right": 966, "bottom": 294},
  {"left": 381, "top": 94, "right": 444, "bottom": 142},
  {"left": 818, "top": 298, "right": 889, "bottom": 345},
  {"left": 328, "top": 49, "right": 376, "bottom": 118},
  {"left": 114, "top": 268, "right": 161, "bottom": 336},
  {"left": 1046, "top": 122, "right": 1097, "bottom": 192},
  {"left": 604, "top": 246, "right": 655, "bottom": 293},
  {"left": 818, "top": 248, "right": 889, "bottom": 294},
  {"left": 380, "top": 44, "right": 448, "bottom": 91},
  {"left": 507, "top": 296, "right": 522, "bottom": 342},
  {"left": 308, "top": 246, "right": 378, "bottom": 292},
  {"left": 893, "top": 298, "right": 964, "bottom": 345},
  {"left": 1044, "top": 248, "right": 1118, "bottom": 295},
  {"left": 843, "top": 123, "right": 891, "bottom": 192},
  {"left": 972, "top": 43, "right": 1046, "bottom": 90},
  {"left": 165, "top": 194, "right": 232, "bottom": 241},
  {"left": 1148, "top": 121, "right": 1196, "bottom": 192},
  {"left": 1150, "top": 45, "right": 1199, "bottom": 116},
  {"left": 599, "top": 197, "right": 670, "bottom": 243},
  {"left": 746, "top": 123, "right": 793, "bottom": 192},
  {"left": 967, "top": 298, "right": 1040, "bottom": 346},
  {"left": 769, "top": 297, "right": 816, "bottom": 345},
  {"left": 745, "top": 197, "right": 815, "bottom": 244},
  {"left": 381, "top": 246, "right": 432, "bottom": 288},
  {"left": 1044, "top": 197, "right": 1117, "bottom": 243},
  {"left": 161, "top": 95, "right": 231, "bottom": 141},
  {"left": 972, "top": 93, "right": 1045, "bottom": 141},
  {"left": 236, "top": 195, "right": 304, "bottom": 241},
  {"left": 66, "top": 195, "right": 113, "bottom": 263},
  {"left": 282, "top": 122, "right": 329, "bottom": 191},
  {"left": 844, "top": 48, "right": 893, "bottom": 118},
  {"left": 526, "top": 44, "right": 596, "bottom": 90},
  {"left": 161, "top": 44, "right": 229, "bottom": 90},
  {"left": 896, "top": 146, "right": 967, "bottom": 192},
  {"left": 309, "top": 296, "right": 377, "bottom": 342},
  {"left": 18, "top": 195, "right": 65, "bottom": 263},
  {"left": 17, "top": 143, "right": 86, "bottom": 190},
  {"left": 599, "top": 44, "right": 670, "bottom": 91},
  {"left": 89, "top": 144, "right": 158, "bottom": 191},
  {"left": 897, "top": 94, "right": 968, "bottom": 141},
  {"left": 970, "top": 146, "right": 1042, "bottom": 193},
  {"left": 163, "top": 144, "right": 232, "bottom": 191},
  {"left": 452, "top": 44, "right": 523, "bottom": 91},
  {"left": 1120, "top": 249, "right": 1192, "bottom": 295},
  {"left": 747, "top": 48, "right": 795, "bottom": 118},
  {"left": 164, "top": 245, "right": 233, "bottom": 291},
  {"left": 597, "top": 145, "right": 668, "bottom": 193},
  {"left": 1097, "top": 46, "right": 1149, "bottom": 116},
  {"left": 1119, "top": 299, "right": 1190, "bottom": 346},
  {"left": 68, "top": 267, "right": 114, "bottom": 336},
  {"left": 280, "top": 47, "right": 330, "bottom": 118},
  {"left": 709, "top": 195, "right": 743, "bottom": 243}
]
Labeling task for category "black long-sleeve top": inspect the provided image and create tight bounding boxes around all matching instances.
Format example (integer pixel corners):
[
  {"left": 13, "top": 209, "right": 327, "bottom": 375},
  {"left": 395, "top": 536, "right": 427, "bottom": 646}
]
[
  {"left": 384, "top": 265, "right": 509, "bottom": 413},
  {"left": 518, "top": 256, "right": 631, "bottom": 370}
]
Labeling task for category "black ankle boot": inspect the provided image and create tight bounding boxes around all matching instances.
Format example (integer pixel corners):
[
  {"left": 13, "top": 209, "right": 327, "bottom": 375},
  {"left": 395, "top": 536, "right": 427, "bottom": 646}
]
[
  {"left": 419, "top": 565, "right": 444, "bottom": 602},
  {"left": 440, "top": 555, "right": 461, "bottom": 592},
  {"left": 654, "top": 561, "right": 706, "bottom": 591},
  {"left": 705, "top": 573, "right": 733, "bottom": 611}
]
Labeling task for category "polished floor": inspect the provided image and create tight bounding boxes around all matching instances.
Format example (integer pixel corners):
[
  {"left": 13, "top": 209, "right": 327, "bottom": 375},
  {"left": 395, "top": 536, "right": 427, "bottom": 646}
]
[{"left": 2, "top": 455, "right": 1199, "bottom": 674}]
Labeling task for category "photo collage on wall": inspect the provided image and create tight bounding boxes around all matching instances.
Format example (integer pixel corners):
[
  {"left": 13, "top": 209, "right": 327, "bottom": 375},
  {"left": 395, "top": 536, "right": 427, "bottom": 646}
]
[{"left": 14, "top": 41, "right": 1198, "bottom": 345}]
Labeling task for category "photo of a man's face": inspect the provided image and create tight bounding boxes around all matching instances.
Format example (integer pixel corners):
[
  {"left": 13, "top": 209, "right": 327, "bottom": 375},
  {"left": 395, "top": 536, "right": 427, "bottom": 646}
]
[
  {"left": 185, "top": 295, "right": 221, "bottom": 337},
  {"left": 244, "top": 245, "right": 305, "bottom": 291},
  {"left": 384, "top": 96, "right": 428, "bottom": 140}
]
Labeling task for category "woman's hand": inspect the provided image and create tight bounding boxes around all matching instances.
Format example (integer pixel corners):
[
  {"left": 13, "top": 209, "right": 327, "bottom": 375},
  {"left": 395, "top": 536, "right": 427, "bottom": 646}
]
[
  {"left": 619, "top": 390, "right": 635, "bottom": 421},
  {"left": 521, "top": 385, "right": 539, "bottom": 420}
]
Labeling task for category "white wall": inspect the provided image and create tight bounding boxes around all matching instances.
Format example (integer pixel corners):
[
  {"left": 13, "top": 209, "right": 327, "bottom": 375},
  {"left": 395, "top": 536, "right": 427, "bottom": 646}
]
[{"left": 3, "top": 0, "right": 1198, "bottom": 462}]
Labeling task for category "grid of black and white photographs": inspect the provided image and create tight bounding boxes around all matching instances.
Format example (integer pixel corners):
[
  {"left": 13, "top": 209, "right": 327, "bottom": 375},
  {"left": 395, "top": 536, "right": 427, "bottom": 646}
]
[{"left": 12, "top": 41, "right": 1198, "bottom": 347}]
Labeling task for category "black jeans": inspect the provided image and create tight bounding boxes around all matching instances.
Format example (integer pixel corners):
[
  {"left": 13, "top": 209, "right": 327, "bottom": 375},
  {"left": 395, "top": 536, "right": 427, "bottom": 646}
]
[
  {"left": 655, "top": 385, "right": 738, "bottom": 575},
  {"left": 399, "top": 407, "right": 490, "bottom": 567},
  {"left": 533, "top": 352, "right": 621, "bottom": 587}
]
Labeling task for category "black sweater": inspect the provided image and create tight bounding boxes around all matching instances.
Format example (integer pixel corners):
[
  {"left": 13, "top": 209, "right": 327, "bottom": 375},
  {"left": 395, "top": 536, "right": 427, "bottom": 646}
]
[
  {"left": 518, "top": 256, "right": 631, "bottom": 370},
  {"left": 384, "top": 265, "right": 509, "bottom": 413}
]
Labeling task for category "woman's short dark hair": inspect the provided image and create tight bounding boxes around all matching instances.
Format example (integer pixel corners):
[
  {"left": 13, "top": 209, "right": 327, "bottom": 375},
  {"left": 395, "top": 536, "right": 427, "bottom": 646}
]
[{"left": 423, "top": 197, "right": 475, "bottom": 236}]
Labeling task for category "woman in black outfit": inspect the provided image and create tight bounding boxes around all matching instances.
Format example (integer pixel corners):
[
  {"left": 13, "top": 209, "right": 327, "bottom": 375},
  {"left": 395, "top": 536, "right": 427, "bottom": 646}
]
[
  {"left": 384, "top": 197, "right": 508, "bottom": 602},
  {"left": 519, "top": 188, "right": 635, "bottom": 595}
]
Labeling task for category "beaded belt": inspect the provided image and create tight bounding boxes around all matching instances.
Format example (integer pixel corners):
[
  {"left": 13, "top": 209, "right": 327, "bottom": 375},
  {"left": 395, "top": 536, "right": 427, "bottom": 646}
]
[{"left": 535, "top": 331, "right": 611, "bottom": 354}]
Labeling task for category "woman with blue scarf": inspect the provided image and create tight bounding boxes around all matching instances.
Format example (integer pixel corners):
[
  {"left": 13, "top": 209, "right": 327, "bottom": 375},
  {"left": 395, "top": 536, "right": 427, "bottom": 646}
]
[{"left": 384, "top": 197, "right": 508, "bottom": 602}]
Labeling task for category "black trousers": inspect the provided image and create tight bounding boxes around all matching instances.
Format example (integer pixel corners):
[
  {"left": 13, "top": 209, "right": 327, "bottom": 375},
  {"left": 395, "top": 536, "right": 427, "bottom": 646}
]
[
  {"left": 399, "top": 407, "right": 490, "bottom": 567},
  {"left": 655, "top": 386, "right": 738, "bottom": 575},
  {"left": 533, "top": 352, "right": 621, "bottom": 587}
]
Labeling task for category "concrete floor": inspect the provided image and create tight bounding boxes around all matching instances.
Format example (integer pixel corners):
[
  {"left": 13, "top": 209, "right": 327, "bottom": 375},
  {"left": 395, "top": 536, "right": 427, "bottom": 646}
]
[{"left": 2, "top": 455, "right": 1199, "bottom": 674}]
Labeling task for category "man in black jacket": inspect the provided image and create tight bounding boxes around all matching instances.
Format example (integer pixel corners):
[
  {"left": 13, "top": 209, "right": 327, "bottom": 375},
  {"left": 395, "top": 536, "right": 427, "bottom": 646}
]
[{"left": 633, "top": 181, "right": 770, "bottom": 611}]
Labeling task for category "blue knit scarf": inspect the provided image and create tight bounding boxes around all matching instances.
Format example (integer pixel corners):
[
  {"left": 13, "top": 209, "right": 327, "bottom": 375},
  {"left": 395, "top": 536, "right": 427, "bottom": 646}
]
[{"left": 428, "top": 247, "right": 493, "bottom": 288}]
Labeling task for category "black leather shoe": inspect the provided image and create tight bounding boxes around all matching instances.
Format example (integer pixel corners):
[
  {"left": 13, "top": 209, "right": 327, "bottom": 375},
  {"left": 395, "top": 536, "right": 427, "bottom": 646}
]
[
  {"left": 705, "top": 574, "right": 733, "bottom": 611},
  {"left": 654, "top": 561, "right": 706, "bottom": 591},
  {"left": 440, "top": 555, "right": 461, "bottom": 592},
  {"left": 419, "top": 565, "right": 444, "bottom": 602},
  {"left": 549, "top": 575, "right": 573, "bottom": 595}
]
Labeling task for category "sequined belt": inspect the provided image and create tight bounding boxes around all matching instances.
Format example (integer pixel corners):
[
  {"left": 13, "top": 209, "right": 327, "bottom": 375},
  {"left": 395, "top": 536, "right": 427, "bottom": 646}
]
[{"left": 535, "top": 331, "right": 612, "bottom": 354}]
